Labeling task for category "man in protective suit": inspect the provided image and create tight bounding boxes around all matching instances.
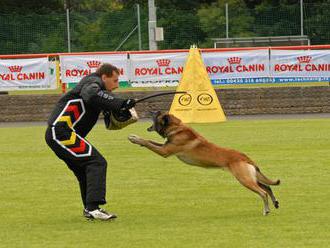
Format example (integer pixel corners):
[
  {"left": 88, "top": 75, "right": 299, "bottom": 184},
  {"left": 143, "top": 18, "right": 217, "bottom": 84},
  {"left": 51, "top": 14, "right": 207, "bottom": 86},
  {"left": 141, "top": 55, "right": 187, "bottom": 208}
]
[{"left": 45, "top": 63, "right": 137, "bottom": 221}]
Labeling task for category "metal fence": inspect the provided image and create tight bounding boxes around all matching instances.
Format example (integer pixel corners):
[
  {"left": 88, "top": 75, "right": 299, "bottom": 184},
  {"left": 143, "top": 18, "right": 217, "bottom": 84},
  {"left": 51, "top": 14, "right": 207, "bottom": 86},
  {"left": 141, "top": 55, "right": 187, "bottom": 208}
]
[{"left": 0, "top": 3, "right": 330, "bottom": 55}]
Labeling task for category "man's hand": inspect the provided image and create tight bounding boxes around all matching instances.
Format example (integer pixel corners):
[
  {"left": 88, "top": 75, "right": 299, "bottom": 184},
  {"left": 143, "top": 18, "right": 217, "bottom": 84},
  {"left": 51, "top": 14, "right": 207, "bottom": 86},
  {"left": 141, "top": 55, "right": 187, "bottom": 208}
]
[{"left": 121, "top": 98, "right": 136, "bottom": 110}]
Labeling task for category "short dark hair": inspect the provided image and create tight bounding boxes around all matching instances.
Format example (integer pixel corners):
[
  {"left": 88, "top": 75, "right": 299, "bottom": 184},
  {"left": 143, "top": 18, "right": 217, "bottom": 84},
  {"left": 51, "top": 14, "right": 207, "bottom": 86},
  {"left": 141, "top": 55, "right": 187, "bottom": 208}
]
[{"left": 95, "top": 63, "right": 120, "bottom": 77}]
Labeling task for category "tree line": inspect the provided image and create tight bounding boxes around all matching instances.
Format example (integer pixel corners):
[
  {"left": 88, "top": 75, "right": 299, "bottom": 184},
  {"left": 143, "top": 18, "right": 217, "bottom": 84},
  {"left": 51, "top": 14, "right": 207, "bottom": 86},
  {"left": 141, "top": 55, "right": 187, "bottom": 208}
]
[{"left": 0, "top": 0, "right": 329, "bottom": 54}]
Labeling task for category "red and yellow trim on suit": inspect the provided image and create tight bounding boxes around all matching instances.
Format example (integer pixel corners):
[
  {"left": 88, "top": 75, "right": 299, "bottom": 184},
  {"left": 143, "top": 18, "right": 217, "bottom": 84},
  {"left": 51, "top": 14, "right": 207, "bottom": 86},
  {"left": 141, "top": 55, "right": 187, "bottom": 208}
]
[{"left": 51, "top": 99, "right": 92, "bottom": 157}]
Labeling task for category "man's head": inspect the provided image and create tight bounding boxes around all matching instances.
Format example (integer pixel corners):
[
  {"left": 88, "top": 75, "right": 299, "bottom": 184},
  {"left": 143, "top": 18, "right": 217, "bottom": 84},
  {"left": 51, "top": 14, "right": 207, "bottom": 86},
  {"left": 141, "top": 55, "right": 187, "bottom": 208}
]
[{"left": 96, "top": 63, "right": 120, "bottom": 91}]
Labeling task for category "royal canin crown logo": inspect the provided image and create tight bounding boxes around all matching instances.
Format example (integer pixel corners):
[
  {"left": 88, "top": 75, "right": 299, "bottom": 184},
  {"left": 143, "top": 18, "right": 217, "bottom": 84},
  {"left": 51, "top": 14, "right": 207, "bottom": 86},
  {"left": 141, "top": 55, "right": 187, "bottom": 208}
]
[
  {"left": 87, "top": 60, "right": 101, "bottom": 68},
  {"left": 8, "top": 65, "right": 23, "bottom": 72},
  {"left": 227, "top": 57, "right": 242, "bottom": 64},
  {"left": 156, "top": 59, "right": 171, "bottom": 67},
  {"left": 297, "top": 56, "right": 312, "bottom": 63}
]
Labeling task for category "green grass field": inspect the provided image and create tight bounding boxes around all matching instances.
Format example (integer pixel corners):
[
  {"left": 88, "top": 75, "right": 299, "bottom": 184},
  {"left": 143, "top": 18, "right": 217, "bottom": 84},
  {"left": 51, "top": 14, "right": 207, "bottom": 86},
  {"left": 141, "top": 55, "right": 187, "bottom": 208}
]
[{"left": 0, "top": 118, "right": 329, "bottom": 247}]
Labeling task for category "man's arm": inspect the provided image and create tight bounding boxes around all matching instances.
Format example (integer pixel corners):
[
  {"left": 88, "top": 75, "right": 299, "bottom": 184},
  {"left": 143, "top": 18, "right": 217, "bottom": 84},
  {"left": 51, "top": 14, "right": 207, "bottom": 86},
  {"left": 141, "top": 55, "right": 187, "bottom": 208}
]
[{"left": 80, "top": 83, "right": 131, "bottom": 112}]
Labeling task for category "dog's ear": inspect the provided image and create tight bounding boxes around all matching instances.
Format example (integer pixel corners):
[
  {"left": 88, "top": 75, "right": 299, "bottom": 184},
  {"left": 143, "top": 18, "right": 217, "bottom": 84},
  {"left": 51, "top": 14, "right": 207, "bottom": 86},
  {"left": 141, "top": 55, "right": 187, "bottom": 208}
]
[{"left": 151, "top": 111, "right": 162, "bottom": 118}]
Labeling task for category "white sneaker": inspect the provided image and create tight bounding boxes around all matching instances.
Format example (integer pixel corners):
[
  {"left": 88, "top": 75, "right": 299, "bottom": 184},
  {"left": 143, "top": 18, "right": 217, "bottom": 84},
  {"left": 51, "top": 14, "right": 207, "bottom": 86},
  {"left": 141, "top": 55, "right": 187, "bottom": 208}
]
[{"left": 85, "top": 209, "right": 117, "bottom": 221}]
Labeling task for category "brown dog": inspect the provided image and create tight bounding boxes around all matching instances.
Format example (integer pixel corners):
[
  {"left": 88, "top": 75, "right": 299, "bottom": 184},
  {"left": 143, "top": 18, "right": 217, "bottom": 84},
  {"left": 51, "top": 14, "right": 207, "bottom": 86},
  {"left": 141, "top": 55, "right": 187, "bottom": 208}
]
[{"left": 128, "top": 111, "right": 280, "bottom": 215}]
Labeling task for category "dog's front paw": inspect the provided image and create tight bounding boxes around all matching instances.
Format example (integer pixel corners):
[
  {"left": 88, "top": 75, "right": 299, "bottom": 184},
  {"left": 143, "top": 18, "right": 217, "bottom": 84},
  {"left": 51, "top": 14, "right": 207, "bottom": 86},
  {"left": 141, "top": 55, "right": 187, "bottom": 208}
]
[{"left": 128, "top": 134, "right": 145, "bottom": 146}]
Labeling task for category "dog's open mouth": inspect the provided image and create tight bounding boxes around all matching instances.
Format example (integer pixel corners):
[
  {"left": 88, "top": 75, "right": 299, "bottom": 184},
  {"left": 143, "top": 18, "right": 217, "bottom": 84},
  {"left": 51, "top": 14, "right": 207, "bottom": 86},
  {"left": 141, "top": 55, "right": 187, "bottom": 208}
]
[{"left": 147, "top": 124, "right": 155, "bottom": 132}]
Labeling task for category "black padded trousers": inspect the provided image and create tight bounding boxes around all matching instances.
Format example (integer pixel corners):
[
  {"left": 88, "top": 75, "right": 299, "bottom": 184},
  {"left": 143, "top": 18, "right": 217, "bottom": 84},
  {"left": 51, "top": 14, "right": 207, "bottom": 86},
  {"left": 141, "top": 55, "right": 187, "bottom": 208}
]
[{"left": 45, "top": 126, "right": 107, "bottom": 208}]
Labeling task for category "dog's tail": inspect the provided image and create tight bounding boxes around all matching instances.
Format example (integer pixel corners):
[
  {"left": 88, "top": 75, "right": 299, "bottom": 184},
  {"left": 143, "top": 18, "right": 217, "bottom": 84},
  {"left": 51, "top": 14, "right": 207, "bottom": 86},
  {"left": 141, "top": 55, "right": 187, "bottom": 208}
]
[{"left": 255, "top": 167, "right": 280, "bottom": 186}]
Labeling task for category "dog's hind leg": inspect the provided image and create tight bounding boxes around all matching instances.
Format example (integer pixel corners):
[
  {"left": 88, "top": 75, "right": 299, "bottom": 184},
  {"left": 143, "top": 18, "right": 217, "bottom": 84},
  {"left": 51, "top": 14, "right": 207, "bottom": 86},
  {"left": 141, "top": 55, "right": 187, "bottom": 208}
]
[
  {"left": 255, "top": 167, "right": 280, "bottom": 186},
  {"left": 230, "top": 163, "right": 270, "bottom": 215},
  {"left": 258, "top": 183, "right": 279, "bottom": 209}
]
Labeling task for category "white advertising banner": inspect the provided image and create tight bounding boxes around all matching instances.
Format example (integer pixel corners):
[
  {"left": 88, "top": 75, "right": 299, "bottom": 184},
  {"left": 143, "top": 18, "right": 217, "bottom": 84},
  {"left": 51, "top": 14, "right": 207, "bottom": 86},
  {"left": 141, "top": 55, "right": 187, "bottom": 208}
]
[
  {"left": 0, "top": 57, "right": 53, "bottom": 91},
  {"left": 60, "top": 54, "right": 128, "bottom": 84},
  {"left": 271, "top": 50, "right": 330, "bottom": 77},
  {"left": 202, "top": 49, "right": 270, "bottom": 80},
  {"left": 49, "top": 60, "right": 57, "bottom": 88},
  {"left": 129, "top": 52, "right": 188, "bottom": 87}
]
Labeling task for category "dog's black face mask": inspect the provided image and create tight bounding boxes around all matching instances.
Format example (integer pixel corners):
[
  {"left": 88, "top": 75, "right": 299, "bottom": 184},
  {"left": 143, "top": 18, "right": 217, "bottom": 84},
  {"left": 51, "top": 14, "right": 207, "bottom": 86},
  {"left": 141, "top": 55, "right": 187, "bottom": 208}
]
[
  {"left": 147, "top": 111, "right": 161, "bottom": 132},
  {"left": 147, "top": 111, "right": 169, "bottom": 137}
]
